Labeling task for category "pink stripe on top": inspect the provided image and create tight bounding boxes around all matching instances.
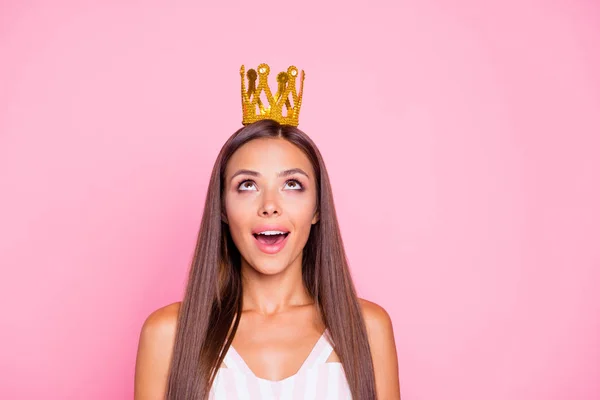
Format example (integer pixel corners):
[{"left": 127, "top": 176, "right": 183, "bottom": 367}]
[{"left": 210, "top": 330, "right": 352, "bottom": 399}]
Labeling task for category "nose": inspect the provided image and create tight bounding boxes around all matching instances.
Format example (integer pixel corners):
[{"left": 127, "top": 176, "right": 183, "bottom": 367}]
[{"left": 258, "top": 190, "right": 281, "bottom": 217}]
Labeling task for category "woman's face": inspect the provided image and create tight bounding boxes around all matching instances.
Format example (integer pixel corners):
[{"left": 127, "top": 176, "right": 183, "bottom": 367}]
[{"left": 224, "top": 137, "right": 319, "bottom": 276}]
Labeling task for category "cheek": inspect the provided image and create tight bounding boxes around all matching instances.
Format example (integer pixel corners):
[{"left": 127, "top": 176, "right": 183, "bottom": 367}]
[
  {"left": 225, "top": 196, "right": 251, "bottom": 237},
  {"left": 285, "top": 196, "right": 317, "bottom": 227}
]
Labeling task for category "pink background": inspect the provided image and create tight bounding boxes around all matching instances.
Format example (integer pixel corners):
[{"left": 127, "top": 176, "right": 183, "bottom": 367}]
[{"left": 1, "top": 1, "right": 599, "bottom": 399}]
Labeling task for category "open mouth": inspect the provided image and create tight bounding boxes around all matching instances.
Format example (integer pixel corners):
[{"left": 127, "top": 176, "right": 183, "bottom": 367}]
[{"left": 252, "top": 232, "right": 290, "bottom": 246}]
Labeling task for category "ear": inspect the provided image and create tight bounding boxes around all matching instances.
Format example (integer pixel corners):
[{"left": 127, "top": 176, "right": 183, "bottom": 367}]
[{"left": 311, "top": 210, "right": 320, "bottom": 224}]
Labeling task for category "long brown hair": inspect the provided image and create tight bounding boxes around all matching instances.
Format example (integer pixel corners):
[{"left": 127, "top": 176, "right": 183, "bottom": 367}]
[{"left": 166, "top": 119, "right": 376, "bottom": 399}]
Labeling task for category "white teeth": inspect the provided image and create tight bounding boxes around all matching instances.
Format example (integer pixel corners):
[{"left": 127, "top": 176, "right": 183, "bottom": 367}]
[{"left": 257, "top": 230, "right": 287, "bottom": 235}]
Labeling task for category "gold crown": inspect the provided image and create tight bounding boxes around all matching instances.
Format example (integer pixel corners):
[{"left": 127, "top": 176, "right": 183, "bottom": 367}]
[{"left": 240, "top": 63, "right": 305, "bottom": 126}]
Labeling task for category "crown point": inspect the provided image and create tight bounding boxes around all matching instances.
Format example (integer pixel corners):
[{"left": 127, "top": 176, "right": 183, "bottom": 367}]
[
  {"left": 277, "top": 72, "right": 288, "bottom": 83},
  {"left": 257, "top": 63, "right": 270, "bottom": 75}
]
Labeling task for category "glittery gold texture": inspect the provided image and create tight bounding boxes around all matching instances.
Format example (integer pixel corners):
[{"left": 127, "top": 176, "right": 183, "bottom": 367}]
[{"left": 240, "top": 63, "right": 305, "bottom": 126}]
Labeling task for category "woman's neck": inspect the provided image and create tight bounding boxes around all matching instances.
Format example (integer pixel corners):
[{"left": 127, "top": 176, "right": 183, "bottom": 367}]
[{"left": 240, "top": 261, "right": 313, "bottom": 315}]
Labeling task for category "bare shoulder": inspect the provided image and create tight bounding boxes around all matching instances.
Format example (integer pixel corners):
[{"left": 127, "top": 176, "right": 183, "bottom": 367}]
[
  {"left": 134, "top": 302, "right": 181, "bottom": 400},
  {"left": 359, "top": 298, "right": 393, "bottom": 331},
  {"left": 358, "top": 298, "right": 396, "bottom": 357},
  {"left": 137, "top": 301, "right": 181, "bottom": 354},
  {"left": 141, "top": 301, "right": 181, "bottom": 337},
  {"left": 358, "top": 298, "right": 401, "bottom": 399}
]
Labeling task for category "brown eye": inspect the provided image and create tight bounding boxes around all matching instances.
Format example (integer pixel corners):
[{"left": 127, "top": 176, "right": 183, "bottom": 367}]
[
  {"left": 284, "top": 180, "right": 303, "bottom": 190},
  {"left": 238, "top": 180, "right": 257, "bottom": 191}
]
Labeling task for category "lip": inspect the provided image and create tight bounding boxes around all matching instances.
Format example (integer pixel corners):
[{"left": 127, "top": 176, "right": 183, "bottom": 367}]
[
  {"left": 252, "top": 224, "right": 291, "bottom": 255},
  {"left": 251, "top": 224, "right": 291, "bottom": 235}
]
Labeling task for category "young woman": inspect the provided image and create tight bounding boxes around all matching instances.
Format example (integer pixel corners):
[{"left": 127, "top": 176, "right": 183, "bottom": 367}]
[{"left": 134, "top": 66, "right": 400, "bottom": 400}]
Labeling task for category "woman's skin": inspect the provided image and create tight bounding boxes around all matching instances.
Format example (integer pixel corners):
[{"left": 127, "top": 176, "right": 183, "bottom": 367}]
[{"left": 134, "top": 137, "right": 401, "bottom": 399}]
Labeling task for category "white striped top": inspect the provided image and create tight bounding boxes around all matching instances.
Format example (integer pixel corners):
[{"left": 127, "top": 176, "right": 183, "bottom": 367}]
[{"left": 210, "top": 330, "right": 352, "bottom": 399}]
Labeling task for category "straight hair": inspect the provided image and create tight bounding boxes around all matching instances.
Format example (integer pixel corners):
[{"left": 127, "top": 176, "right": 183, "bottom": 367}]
[{"left": 166, "top": 119, "right": 377, "bottom": 399}]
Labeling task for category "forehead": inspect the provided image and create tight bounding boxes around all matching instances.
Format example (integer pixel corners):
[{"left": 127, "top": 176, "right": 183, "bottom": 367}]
[{"left": 226, "top": 137, "right": 314, "bottom": 177}]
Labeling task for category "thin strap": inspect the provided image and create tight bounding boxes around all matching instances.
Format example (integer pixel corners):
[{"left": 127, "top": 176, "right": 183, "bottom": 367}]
[
  {"left": 295, "top": 330, "right": 333, "bottom": 373},
  {"left": 223, "top": 345, "right": 254, "bottom": 375},
  {"left": 312, "top": 337, "right": 334, "bottom": 365}
]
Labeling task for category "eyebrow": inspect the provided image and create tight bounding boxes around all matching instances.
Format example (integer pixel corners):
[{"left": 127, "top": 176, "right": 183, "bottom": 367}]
[{"left": 230, "top": 168, "right": 310, "bottom": 182}]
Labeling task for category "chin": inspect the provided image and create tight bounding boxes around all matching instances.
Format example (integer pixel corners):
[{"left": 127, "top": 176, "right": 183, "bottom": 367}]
[
  {"left": 241, "top": 252, "right": 292, "bottom": 275},
  {"left": 251, "top": 260, "right": 288, "bottom": 276}
]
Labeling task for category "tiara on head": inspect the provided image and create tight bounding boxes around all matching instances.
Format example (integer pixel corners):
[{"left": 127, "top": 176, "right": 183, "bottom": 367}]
[{"left": 240, "top": 63, "right": 305, "bottom": 127}]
